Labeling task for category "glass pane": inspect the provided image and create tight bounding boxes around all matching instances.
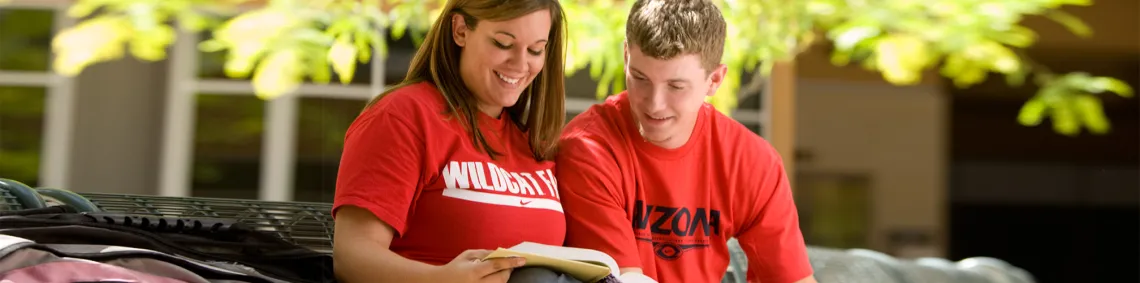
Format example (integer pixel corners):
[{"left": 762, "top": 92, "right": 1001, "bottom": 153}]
[
  {"left": 382, "top": 34, "right": 418, "bottom": 86},
  {"left": 741, "top": 122, "right": 762, "bottom": 136},
  {"left": 566, "top": 111, "right": 581, "bottom": 124},
  {"left": 795, "top": 172, "right": 872, "bottom": 249},
  {"left": 0, "top": 86, "right": 45, "bottom": 186},
  {"left": 198, "top": 32, "right": 381, "bottom": 86},
  {"left": 293, "top": 97, "right": 367, "bottom": 203},
  {"left": 0, "top": 9, "right": 54, "bottom": 71},
  {"left": 737, "top": 70, "right": 763, "bottom": 110},
  {"left": 566, "top": 71, "right": 602, "bottom": 100},
  {"left": 191, "top": 94, "right": 264, "bottom": 199}
]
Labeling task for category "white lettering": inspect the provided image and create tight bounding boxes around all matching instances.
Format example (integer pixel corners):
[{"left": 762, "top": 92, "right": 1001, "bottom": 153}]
[
  {"left": 512, "top": 173, "right": 535, "bottom": 195},
  {"left": 466, "top": 162, "right": 483, "bottom": 190},
  {"left": 442, "top": 161, "right": 469, "bottom": 189},
  {"left": 520, "top": 173, "right": 543, "bottom": 196},
  {"left": 536, "top": 171, "right": 555, "bottom": 196},
  {"left": 497, "top": 169, "right": 512, "bottom": 192},
  {"left": 474, "top": 163, "right": 494, "bottom": 190},
  {"left": 506, "top": 172, "right": 522, "bottom": 194},
  {"left": 440, "top": 161, "right": 560, "bottom": 200},
  {"left": 545, "top": 169, "right": 559, "bottom": 198},
  {"left": 487, "top": 163, "right": 504, "bottom": 191}
]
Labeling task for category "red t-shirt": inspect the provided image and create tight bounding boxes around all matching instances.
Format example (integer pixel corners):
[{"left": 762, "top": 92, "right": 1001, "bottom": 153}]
[
  {"left": 556, "top": 93, "right": 813, "bottom": 283},
  {"left": 333, "top": 82, "right": 566, "bottom": 265}
]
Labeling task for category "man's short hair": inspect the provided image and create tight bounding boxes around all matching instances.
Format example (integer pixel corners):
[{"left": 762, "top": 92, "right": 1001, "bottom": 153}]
[{"left": 626, "top": 0, "right": 727, "bottom": 72}]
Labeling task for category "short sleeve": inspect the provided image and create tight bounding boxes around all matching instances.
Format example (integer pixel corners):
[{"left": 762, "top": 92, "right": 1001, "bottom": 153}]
[
  {"left": 735, "top": 143, "right": 813, "bottom": 283},
  {"left": 556, "top": 135, "right": 642, "bottom": 269},
  {"left": 332, "top": 107, "right": 425, "bottom": 236}
]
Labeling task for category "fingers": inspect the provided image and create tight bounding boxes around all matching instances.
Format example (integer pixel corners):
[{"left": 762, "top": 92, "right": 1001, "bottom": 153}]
[
  {"left": 477, "top": 257, "right": 526, "bottom": 277},
  {"left": 458, "top": 249, "right": 493, "bottom": 261},
  {"left": 483, "top": 268, "right": 513, "bottom": 283}
]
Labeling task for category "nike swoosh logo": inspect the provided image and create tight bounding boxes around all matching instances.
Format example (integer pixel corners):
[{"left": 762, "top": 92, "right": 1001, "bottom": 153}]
[{"left": 520, "top": 200, "right": 532, "bottom": 205}]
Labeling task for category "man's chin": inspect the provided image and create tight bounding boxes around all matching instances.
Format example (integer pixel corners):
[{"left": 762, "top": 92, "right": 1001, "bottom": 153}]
[{"left": 638, "top": 129, "right": 670, "bottom": 143}]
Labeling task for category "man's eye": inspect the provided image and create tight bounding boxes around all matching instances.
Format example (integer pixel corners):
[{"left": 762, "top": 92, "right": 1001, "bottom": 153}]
[{"left": 669, "top": 85, "right": 685, "bottom": 91}]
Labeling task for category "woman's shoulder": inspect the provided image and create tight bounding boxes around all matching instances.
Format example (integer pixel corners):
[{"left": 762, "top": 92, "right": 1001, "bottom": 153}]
[{"left": 366, "top": 81, "right": 448, "bottom": 118}]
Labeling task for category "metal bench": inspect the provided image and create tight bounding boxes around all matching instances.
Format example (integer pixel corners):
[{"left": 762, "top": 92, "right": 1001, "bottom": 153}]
[{"left": 0, "top": 178, "right": 1035, "bottom": 283}]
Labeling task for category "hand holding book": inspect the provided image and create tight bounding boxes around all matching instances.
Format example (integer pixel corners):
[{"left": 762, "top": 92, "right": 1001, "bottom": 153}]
[{"left": 482, "top": 242, "right": 658, "bottom": 283}]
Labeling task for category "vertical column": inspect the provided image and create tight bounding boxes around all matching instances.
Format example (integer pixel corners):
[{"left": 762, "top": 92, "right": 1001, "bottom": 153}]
[
  {"left": 370, "top": 28, "right": 387, "bottom": 97},
  {"left": 764, "top": 62, "right": 796, "bottom": 188},
  {"left": 39, "top": 6, "right": 76, "bottom": 189},
  {"left": 258, "top": 93, "right": 299, "bottom": 201},
  {"left": 158, "top": 27, "right": 199, "bottom": 197}
]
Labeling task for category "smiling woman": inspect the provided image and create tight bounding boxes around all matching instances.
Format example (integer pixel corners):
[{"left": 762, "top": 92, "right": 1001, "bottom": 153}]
[{"left": 330, "top": 0, "right": 572, "bottom": 282}]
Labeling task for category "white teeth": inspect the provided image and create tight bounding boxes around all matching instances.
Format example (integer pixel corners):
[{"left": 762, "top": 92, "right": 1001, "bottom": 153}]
[{"left": 496, "top": 71, "right": 520, "bottom": 85}]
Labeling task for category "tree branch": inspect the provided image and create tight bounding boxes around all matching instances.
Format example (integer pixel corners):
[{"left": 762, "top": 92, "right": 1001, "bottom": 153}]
[{"left": 736, "top": 70, "right": 769, "bottom": 103}]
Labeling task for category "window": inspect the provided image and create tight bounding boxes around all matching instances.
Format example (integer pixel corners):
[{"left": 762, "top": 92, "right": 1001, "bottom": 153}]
[
  {"left": 0, "top": 5, "right": 74, "bottom": 188},
  {"left": 292, "top": 97, "right": 366, "bottom": 203},
  {"left": 161, "top": 27, "right": 413, "bottom": 201},
  {"left": 191, "top": 94, "right": 265, "bottom": 199},
  {"left": 0, "top": 86, "right": 45, "bottom": 186},
  {"left": 795, "top": 172, "right": 873, "bottom": 249}
]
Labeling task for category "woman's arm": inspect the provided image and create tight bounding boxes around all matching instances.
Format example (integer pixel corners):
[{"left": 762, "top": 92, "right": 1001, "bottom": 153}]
[
  {"left": 333, "top": 206, "right": 440, "bottom": 283},
  {"left": 333, "top": 206, "right": 525, "bottom": 283}
]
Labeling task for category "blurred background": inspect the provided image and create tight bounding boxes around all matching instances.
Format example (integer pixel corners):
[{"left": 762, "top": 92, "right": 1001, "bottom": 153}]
[{"left": 0, "top": 0, "right": 1136, "bottom": 282}]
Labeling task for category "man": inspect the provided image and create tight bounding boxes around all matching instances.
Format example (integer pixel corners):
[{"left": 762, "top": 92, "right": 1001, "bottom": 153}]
[{"left": 555, "top": 0, "right": 817, "bottom": 282}]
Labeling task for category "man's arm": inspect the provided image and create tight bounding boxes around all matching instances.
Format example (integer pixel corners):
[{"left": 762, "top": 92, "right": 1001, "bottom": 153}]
[
  {"left": 556, "top": 136, "right": 644, "bottom": 272},
  {"left": 734, "top": 141, "right": 815, "bottom": 283}
]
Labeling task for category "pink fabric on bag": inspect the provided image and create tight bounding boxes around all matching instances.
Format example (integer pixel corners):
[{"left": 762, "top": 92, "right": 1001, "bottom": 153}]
[{"left": 0, "top": 260, "right": 188, "bottom": 283}]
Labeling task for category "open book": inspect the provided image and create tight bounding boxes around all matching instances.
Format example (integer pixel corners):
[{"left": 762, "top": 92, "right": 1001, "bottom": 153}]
[{"left": 482, "top": 242, "right": 657, "bottom": 283}]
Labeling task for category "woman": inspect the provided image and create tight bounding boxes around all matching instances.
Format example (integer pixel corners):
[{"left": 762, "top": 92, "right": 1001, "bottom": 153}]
[{"left": 331, "top": 0, "right": 570, "bottom": 282}]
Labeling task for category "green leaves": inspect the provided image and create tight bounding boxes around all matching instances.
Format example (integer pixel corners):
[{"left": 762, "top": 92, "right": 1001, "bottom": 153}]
[
  {"left": 197, "top": 0, "right": 390, "bottom": 99},
  {"left": 47, "top": 0, "right": 1134, "bottom": 136},
  {"left": 1019, "top": 73, "right": 1133, "bottom": 135},
  {"left": 561, "top": 0, "right": 631, "bottom": 100},
  {"left": 52, "top": 0, "right": 391, "bottom": 99},
  {"left": 811, "top": 0, "right": 1131, "bottom": 136},
  {"left": 51, "top": 0, "right": 208, "bottom": 76}
]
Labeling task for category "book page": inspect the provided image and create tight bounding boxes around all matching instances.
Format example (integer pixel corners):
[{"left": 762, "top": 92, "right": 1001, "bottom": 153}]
[
  {"left": 508, "top": 242, "right": 620, "bottom": 276},
  {"left": 482, "top": 242, "right": 621, "bottom": 283}
]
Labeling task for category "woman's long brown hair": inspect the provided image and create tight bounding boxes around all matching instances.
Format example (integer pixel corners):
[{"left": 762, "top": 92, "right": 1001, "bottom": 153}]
[{"left": 363, "top": 0, "right": 567, "bottom": 162}]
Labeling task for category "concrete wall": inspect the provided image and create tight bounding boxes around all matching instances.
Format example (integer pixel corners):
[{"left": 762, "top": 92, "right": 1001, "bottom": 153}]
[
  {"left": 794, "top": 47, "right": 949, "bottom": 256},
  {"left": 66, "top": 57, "right": 168, "bottom": 195}
]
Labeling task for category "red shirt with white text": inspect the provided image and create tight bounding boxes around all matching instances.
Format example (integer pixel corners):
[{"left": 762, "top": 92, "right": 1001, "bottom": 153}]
[{"left": 334, "top": 82, "right": 565, "bottom": 265}]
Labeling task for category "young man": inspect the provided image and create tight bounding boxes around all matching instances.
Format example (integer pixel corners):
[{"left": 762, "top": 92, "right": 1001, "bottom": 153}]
[{"left": 555, "top": 0, "right": 817, "bottom": 282}]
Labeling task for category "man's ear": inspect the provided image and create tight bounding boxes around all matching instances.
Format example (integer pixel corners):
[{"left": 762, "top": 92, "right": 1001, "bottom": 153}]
[
  {"left": 451, "top": 13, "right": 469, "bottom": 47},
  {"left": 705, "top": 64, "right": 728, "bottom": 97}
]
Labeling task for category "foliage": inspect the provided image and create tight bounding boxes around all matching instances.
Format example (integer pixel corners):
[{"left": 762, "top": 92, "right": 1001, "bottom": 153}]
[
  {"left": 43, "top": 0, "right": 1134, "bottom": 136},
  {"left": 806, "top": 0, "right": 1133, "bottom": 135}
]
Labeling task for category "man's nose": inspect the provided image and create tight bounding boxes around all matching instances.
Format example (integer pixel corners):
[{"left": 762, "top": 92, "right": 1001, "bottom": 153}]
[{"left": 644, "top": 88, "right": 667, "bottom": 113}]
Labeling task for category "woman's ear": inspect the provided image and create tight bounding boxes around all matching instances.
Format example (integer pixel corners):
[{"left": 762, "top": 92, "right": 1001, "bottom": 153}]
[{"left": 452, "top": 13, "right": 468, "bottom": 47}]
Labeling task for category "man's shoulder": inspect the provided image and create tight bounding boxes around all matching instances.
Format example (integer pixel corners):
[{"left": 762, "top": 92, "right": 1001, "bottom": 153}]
[
  {"left": 562, "top": 94, "right": 630, "bottom": 148},
  {"left": 557, "top": 94, "right": 634, "bottom": 170},
  {"left": 704, "top": 107, "right": 781, "bottom": 165}
]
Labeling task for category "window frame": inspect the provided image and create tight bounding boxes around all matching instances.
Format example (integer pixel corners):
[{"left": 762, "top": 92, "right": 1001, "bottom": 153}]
[{"left": 0, "top": 0, "right": 77, "bottom": 189}]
